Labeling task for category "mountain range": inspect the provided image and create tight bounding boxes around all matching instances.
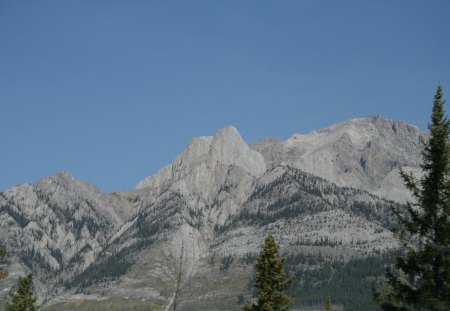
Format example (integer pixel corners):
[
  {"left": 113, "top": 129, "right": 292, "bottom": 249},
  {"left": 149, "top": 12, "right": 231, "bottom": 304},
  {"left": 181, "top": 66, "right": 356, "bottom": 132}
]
[{"left": 0, "top": 116, "right": 425, "bottom": 310}]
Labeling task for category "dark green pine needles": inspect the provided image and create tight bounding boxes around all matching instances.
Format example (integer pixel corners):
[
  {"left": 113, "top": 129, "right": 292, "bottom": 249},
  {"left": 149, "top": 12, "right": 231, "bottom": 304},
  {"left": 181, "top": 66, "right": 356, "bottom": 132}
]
[
  {"left": 0, "top": 244, "right": 6, "bottom": 279},
  {"left": 5, "top": 273, "right": 38, "bottom": 311},
  {"left": 243, "top": 234, "right": 294, "bottom": 311},
  {"left": 324, "top": 295, "right": 333, "bottom": 311},
  {"left": 375, "top": 85, "right": 450, "bottom": 311}
]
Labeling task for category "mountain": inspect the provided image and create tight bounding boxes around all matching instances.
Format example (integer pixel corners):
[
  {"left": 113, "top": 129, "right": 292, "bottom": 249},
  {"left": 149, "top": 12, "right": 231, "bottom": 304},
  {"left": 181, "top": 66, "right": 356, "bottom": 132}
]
[
  {"left": 251, "top": 115, "right": 424, "bottom": 202},
  {"left": 0, "top": 116, "right": 425, "bottom": 311},
  {"left": 136, "top": 126, "right": 266, "bottom": 226},
  {"left": 0, "top": 172, "right": 133, "bottom": 300}
]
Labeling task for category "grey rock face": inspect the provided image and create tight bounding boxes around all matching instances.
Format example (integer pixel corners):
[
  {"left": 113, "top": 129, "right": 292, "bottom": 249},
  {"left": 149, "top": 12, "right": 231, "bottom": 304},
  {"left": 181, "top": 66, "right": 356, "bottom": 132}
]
[
  {"left": 0, "top": 172, "right": 133, "bottom": 303},
  {"left": 0, "top": 117, "right": 426, "bottom": 310},
  {"left": 252, "top": 116, "right": 425, "bottom": 202},
  {"left": 137, "top": 126, "right": 266, "bottom": 225},
  {"left": 137, "top": 126, "right": 266, "bottom": 189}
]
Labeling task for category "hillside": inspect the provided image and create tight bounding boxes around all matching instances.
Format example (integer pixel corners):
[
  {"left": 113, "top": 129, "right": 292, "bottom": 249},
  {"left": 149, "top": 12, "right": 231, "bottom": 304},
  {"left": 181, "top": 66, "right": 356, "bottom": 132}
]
[{"left": 0, "top": 116, "right": 424, "bottom": 310}]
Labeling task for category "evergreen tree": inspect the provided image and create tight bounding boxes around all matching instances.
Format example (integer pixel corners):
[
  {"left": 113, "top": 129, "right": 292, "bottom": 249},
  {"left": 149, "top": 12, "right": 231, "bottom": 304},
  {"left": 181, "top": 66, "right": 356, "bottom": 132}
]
[
  {"left": 0, "top": 244, "right": 6, "bottom": 279},
  {"left": 5, "top": 273, "right": 38, "bottom": 311},
  {"left": 324, "top": 295, "right": 333, "bottom": 311},
  {"left": 243, "top": 234, "right": 293, "bottom": 311},
  {"left": 0, "top": 244, "right": 6, "bottom": 257},
  {"left": 375, "top": 85, "right": 450, "bottom": 311}
]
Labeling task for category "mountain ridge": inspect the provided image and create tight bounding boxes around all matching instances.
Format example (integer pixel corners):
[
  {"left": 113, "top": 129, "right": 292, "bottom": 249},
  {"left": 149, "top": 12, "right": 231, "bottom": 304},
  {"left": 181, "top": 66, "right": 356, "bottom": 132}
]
[
  {"left": 137, "top": 115, "right": 423, "bottom": 204},
  {"left": 0, "top": 115, "right": 425, "bottom": 310}
]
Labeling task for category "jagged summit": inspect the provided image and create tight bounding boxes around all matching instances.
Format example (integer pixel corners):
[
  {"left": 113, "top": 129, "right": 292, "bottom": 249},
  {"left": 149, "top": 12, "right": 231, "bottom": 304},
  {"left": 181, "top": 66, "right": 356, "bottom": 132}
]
[
  {"left": 36, "top": 171, "right": 93, "bottom": 190},
  {"left": 137, "top": 117, "right": 424, "bottom": 202},
  {"left": 253, "top": 116, "right": 425, "bottom": 202},
  {"left": 0, "top": 116, "right": 427, "bottom": 310},
  {"left": 288, "top": 115, "right": 421, "bottom": 143},
  {"left": 44, "top": 171, "right": 75, "bottom": 181},
  {"left": 209, "top": 125, "right": 265, "bottom": 175},
  {"left": 136, "top": 125, "right": 266, "bottom": 191}
]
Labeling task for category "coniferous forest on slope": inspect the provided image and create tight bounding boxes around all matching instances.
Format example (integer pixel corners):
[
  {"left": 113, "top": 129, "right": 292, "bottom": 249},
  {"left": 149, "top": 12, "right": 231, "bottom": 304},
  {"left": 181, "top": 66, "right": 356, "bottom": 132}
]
[
  {"left": 1, "top": 166, "right": 402, "bottom": 311},
  {"left": 284, "top": 251, "right": 399, "bottom": 310}
]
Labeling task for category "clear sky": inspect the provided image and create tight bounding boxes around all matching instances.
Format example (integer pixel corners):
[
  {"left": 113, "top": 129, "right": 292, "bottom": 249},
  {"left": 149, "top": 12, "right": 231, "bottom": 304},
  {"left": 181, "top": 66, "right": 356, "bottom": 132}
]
[{"left": 1, "top": 1, "right": 449, "bottom": 192}]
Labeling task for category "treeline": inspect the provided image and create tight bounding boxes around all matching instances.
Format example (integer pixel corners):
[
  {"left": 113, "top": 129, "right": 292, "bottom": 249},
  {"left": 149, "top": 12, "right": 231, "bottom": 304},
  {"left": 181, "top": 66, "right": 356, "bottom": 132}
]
[
  {"left": 215, "top": 167, "right": 397, "bottom": 235},
  {"left": 284, "top": 251, "right": 400, "bottom": 310},
  {"left": 65, "top": 246, "right": 134, "bottom": 289},
  {"left": 239, "top": 250, "right": 399, "bottom": 310}
]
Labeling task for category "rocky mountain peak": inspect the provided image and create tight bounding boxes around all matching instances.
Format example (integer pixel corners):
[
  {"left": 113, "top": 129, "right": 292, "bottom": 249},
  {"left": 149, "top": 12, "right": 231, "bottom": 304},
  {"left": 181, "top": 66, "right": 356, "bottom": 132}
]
[
  {"left": 215, "top": 125, "right": 241, "bottom": 138},
  {"left": 137, "top": 126, "right": 266, "bottom": 191},
  {"left": 209, "top": 125, "right": 266, "bottom": 177},
  {"left": 252, "top": 116, "right": 424, "bottom": 202},
  {"left": 287, "top": 116, "right": 421, "bottom": 147},
  {"left": 0, "top": 116, "right": 428, "bottom": 310}
]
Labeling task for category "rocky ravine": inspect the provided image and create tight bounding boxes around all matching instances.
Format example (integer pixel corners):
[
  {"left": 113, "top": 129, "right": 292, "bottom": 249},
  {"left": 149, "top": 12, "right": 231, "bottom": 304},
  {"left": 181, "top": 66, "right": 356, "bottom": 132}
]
[{"left": 0, "top": 116, "right": 424, "bottom": 310}]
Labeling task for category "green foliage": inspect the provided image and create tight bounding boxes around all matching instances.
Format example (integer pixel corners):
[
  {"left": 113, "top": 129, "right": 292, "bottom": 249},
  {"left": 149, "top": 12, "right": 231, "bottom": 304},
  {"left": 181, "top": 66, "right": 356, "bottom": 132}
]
[
  {"left": 5, "top": 273, "right": 38, "bottom": 311},
  {"left": 216, "top": 168, "right": 395, "bottom": 235},
  {"left": 43, "top": 297, "right": 163, "bottom": 311},
  {"left": 0, "top": 202, "right": 29, "bottom": 227},
  {"left": 65, "top": 244, "right": 93, "bottom": 269},
  {"left": 350, "top": 200, "right": 397, "bottom": 228},
  {"left": 220, "top": 255, "right": 235, "bottom": 271},
  {"left": 65, "top": 246, "right": 133, "bottom": 289},
  {"left": 135, "top": 216, "right": 170, "bottom": 239},
  {"left": 20, "top": 248, "right": 53, "bottom": 272},
  {"left": 243, "top": 234, "right": 293, "bottom": 311},
  {"left": 0, "top": 243, "right": 6, "bottom": 257},
  {"left": 325, "top": 295, "right": 332, "bottom": 311},
  {"left": 242, "top": 253, "right": 257, "bottom": 265},
  {"left": 0, "top": 243, "right": 7, "bottom": 279},
  {"left": 48, "top": 247, "right": 63, "bottom": 266},
  {"left": 238, "top": 294, "right": 246, "bottom": 305},
  {"left": 375, "top": 85, "right": 450, "bottom": 311},
  {"left": 72, "top": 216, "right": 103, "bottom": 239},
  {"left": 285, "top": 251, "right": 399, "bottom": 310}
]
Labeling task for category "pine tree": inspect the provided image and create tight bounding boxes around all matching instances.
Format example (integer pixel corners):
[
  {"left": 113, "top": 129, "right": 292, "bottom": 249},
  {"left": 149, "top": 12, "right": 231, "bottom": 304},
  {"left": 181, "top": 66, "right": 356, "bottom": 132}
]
[
  {"left": 375, "top": 85, "right": 450, "bottom": 311},
  {"left": 5, "top": 273, "right": 38, "bottom": 311},
  {"left": 243, "top": 234, "right": 293, "bottom": 311},
  {"left": 0, "top": 244, "right": 7, "bottom": 279},
  {"left": 324, "top": 295, "right": 332, "bottom": 311}
]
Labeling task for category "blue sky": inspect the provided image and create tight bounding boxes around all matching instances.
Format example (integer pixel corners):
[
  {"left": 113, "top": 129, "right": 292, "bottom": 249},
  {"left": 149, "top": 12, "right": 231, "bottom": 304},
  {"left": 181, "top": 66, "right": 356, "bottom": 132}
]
[{"left": 1, "top": 1, "right": 449, "bottom": 192}]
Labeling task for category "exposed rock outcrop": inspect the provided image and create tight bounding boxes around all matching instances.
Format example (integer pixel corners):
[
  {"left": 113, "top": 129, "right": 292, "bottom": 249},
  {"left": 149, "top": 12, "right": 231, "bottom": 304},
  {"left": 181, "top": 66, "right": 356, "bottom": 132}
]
[
  {"left": 0, "top": 116, "right": 426, "bottom": 310},
  {"left": 252, "top": 116, "right": 424, "bottom": 202}
]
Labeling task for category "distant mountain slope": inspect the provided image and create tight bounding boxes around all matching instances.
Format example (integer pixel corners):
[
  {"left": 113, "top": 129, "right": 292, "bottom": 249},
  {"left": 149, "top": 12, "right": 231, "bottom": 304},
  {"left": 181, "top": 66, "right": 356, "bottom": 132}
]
[
  {"left": 0, "top": 172, "right": 134, "bottom": 302},
  {"left": 252, "top": 115, "right": 424, "bottom": 202},
  {"left": 0, "top": 116, "right": 425, "bottom": 310}
]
